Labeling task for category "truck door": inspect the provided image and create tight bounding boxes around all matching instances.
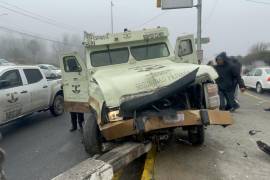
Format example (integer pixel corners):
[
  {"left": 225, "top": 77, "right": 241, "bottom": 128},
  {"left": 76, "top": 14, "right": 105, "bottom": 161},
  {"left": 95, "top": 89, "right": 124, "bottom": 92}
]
[
  {"left": 60, "top": 52, "right": 89, "bottom": 104},
  {"left": 175, "top": 35, "right": 198, "bottom": 64},
  {"left": 0, "top": 69, "right": 30, "bottom": 124},
  {"left": 23, "top": 68, "right": 50, "bottom": 111}
]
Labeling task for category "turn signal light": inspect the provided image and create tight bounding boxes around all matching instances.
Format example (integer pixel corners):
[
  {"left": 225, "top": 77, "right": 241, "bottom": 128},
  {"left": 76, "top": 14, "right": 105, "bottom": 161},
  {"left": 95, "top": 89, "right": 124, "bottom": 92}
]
[{"left": 267, "top": 77, "right": 270, "bottom": 81}]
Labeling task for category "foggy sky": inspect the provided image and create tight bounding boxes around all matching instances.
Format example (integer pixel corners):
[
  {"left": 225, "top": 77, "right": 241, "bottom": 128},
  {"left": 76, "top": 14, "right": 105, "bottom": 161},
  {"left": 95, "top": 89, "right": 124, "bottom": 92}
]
[{"left": 0, "top": 0, "right": 270, "bottom": 60}]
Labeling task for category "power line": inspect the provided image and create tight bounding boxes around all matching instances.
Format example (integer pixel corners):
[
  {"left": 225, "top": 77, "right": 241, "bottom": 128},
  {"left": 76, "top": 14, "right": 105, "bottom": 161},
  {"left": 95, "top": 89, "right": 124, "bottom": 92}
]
[
  {"left": 0, "top": 0, "right": 78, "bottom": 30},
  {"left": 202, "top": 0, "right": 220, "bottom": 33},
  {"left": 245, "top": 0, "right": 270, "bottom": 5},
  {"left": 0, "top": 25, "right": 81, "bottom": 47},
  {"left": 0, "top": 3, "right": 80, "bottom": 32},
  {"left": 133, "top": 12, "right": 167, "bottom": 29}
]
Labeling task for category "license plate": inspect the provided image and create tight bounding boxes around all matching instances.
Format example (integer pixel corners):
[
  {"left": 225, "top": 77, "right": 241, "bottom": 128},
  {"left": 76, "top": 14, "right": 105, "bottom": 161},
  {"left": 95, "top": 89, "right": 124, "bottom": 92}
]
[{"left": 162, "top": 113, "right": 184, "bottom": 124}]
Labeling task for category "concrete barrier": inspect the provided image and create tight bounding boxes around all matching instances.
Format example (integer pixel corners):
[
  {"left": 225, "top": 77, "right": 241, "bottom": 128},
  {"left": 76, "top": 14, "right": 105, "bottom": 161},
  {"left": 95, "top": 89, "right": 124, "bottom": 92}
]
[{"left": 52, "top": 159, "right": 113, "bottom": 180}]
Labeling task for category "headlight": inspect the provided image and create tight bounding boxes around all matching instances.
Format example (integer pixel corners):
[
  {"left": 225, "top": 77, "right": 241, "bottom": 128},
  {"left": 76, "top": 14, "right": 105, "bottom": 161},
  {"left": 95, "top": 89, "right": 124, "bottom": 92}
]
[{"left": 204, "top": 83, "right": 220, "bottom": 109}]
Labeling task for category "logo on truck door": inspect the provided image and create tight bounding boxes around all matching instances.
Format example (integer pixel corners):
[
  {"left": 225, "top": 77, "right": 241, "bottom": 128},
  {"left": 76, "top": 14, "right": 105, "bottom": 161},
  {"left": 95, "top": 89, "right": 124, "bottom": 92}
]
[
  {"left": 7, "top": 92, "right": 19, "bottom": 103},
  {"left": 72, "top": 85, "right": 81, "bottom": 94}
]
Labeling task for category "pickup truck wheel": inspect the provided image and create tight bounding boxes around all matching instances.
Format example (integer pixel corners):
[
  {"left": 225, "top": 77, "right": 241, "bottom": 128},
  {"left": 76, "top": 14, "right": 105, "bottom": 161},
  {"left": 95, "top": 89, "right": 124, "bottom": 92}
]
[
  {"left": 50, "top": 94, "right": 64, "bottom": 116},
  {"left": 256, "top": 83, "right": 263, "bottom": 94},
  {"left": 83, "top": 113, "right": 102, "bottom": 155},
  {"left": 188, "top": 125, "right": 205, "bottom": 145}
]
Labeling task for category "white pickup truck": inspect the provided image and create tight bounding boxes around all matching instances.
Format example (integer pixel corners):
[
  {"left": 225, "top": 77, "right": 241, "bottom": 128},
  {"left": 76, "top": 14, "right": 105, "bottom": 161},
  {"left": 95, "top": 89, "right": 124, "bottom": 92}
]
[{"left": 0, "top": 65, "right": 64, "bottom": 125}]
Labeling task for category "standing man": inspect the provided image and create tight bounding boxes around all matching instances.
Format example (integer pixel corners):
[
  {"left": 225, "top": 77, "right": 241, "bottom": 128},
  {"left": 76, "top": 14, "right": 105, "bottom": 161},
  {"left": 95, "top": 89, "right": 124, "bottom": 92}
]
[
  {"left": 230, "top": 57, "right": 244, "bottom": 103},
  {"left": 214, "top": 52, "right": 245, "bottom": 111},
  {"left": 70, "top": 112, "right": 84, "bottom": 132}
]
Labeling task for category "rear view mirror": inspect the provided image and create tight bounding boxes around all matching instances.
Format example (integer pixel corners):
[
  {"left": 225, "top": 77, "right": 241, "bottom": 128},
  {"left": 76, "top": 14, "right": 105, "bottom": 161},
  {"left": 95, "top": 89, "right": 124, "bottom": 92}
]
[{"left": 0, "top": 80, "right": 10, "bottom": 89}]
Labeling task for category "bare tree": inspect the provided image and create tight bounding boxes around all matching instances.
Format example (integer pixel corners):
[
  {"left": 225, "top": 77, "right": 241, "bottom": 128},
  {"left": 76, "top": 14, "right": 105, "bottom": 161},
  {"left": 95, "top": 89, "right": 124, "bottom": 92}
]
[
  {"left": 249, "top": 42, "right": 269, "bottom": 54},
  {"left": 27, "top": 40, "right": 41, "bottom": 64}
]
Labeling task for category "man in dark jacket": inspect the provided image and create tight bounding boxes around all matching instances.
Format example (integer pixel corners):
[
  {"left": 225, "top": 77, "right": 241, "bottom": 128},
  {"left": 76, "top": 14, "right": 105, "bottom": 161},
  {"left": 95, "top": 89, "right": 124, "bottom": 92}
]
[{"left": 214, "top": 52, "right": 245, "bottom": 111}]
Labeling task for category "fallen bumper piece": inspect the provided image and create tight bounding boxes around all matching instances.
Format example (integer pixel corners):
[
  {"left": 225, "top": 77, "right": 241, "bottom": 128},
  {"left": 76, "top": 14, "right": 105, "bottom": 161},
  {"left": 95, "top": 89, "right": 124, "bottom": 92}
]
[{"left": 257, "top": 141, "right": 270, "bottom": 156}]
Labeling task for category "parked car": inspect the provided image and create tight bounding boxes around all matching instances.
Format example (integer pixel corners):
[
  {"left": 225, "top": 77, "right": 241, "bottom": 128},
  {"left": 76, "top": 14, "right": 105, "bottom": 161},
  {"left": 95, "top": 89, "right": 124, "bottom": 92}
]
[
  {"left": 0, "top": 65, "right": 64, "bottom": 125},
  {"left": 242, "top": 67, "right": 270, "bottom": 93},
  {"left": 38, "top": 64, "right": 61, "bottom": 79},
  {"left": 0, "top": 59, "right": 15, "bottom": 66}
]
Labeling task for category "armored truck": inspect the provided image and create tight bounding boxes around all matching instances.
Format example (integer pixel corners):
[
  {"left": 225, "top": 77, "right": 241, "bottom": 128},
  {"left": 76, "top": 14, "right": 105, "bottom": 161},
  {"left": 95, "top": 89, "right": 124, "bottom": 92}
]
[{"left": 60, "top": 27, "right": 232, "bottom": 154}]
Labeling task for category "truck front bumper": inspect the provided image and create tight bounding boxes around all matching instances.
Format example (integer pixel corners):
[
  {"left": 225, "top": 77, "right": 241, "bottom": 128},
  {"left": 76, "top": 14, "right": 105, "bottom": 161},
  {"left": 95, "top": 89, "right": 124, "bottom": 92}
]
[{"left": 100, "top": 109, "right": 232, "bottom": 141}]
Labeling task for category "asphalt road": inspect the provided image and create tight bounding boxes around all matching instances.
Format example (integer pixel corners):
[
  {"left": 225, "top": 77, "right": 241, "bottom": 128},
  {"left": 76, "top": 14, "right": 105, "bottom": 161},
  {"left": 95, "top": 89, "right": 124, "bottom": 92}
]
[
  {"left": 1, "top": 90, "right": 270, "bottom": 180},
  {"left": 155, "top": 90, "right": 270, "bottom": 180},
  {"left": 0, "top": 112, "right": 89, "bottom": 180}
]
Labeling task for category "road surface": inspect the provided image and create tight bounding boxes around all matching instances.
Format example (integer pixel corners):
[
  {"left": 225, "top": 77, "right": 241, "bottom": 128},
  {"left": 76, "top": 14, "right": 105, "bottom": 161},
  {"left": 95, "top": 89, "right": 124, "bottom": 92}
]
[
  {"left": 0, "top": 112, "right": 89, "bottom": 180},
  {"left": 154, "top": 90, "right": 270, "bottom": 180},
  {"left": 0, "top": 90, "right": 270, "bottom": 180}
]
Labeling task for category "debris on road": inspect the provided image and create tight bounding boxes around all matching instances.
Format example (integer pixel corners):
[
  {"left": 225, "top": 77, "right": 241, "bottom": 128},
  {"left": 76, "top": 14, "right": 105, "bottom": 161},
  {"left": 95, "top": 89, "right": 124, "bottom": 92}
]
[
  {"left": 219, "top": 150, "right": 225, "bottom": 155},
  {"left": 243, "top": 152, "right": 248, "bottom": 158},
  {"left": 256, "top": 141, "right": 270, "bottom": 156},
  {"left": 176, "top": 138, "right": 192, "bottom": 146},
  {"left": 249, "top": 130, "right": 261, "bottom": 136}
]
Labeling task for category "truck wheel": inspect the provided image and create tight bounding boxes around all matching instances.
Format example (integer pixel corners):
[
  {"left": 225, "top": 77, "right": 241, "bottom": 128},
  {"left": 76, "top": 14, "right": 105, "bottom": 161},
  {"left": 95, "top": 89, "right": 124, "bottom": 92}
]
[
  {"left": 188, "top": 125, "right": 205, "bottom": 145},
  {"left": 83, "top": 113, "right": 102, "bottom": 155},
  {"left": 50, "top": 94, "right": 64, "bottom": 116}
]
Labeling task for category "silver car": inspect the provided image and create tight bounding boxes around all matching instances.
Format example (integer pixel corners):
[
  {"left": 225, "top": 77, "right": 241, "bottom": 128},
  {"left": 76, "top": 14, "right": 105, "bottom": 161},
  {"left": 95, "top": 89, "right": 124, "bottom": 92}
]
[{"left": 38, "top": 64, "right": 61, "bottom": 79}]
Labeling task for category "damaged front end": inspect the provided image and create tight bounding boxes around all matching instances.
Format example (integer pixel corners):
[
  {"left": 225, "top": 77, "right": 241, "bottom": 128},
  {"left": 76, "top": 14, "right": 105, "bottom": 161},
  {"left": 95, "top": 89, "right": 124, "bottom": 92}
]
[{"left": 100, "top": 68, "right": 232, "bottom": 141}]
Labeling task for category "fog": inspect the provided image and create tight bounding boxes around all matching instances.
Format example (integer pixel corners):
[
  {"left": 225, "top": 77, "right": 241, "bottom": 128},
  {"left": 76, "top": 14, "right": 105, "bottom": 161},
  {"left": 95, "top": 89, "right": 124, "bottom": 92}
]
[{"left": 0, "top": 0, "right": 270, "bottom": 62}]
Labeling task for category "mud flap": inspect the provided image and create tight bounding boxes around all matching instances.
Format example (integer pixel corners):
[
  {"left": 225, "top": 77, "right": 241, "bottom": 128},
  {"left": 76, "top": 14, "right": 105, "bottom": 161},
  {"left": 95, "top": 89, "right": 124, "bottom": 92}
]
[
  {"left": 207, "top": 110, "right": 233, "bottom": 126},
  {"left": 200, "top": 109, "right": 210, "bottom": 126}
]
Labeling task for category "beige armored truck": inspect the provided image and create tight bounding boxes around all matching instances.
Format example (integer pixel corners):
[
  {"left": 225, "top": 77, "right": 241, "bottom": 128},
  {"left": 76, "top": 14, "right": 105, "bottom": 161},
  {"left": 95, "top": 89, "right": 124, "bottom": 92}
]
[{"left": 60, "top": 27, "right": 232, "bottom": 154}]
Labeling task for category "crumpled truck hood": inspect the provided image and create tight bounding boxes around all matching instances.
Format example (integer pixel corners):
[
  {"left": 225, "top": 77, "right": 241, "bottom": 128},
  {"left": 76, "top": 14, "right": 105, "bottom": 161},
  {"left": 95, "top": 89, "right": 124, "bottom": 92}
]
[{"left": 92, "top": 59, "right": 218, "bottom": 108}]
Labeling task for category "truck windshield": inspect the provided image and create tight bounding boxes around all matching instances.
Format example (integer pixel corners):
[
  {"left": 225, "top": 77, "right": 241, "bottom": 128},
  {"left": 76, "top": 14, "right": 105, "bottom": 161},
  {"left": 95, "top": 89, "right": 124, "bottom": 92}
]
[
  {"left": 90, "top": 47, "right": 129, "bottom": 67},
  {"left": 130, "top": 43, "right": 169, "bottom": 61}
]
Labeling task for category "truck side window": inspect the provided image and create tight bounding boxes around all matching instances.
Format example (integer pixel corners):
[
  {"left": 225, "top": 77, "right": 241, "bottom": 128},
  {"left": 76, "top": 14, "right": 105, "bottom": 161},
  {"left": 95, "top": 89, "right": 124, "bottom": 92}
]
[
  {"left": 63, "top": 56, "right": 82, "bottom": 72},
  {"left": 178, "top": 39, "right": 193, "bottom": 56},
  {"left": 23, "top": 69, "right": 43, "bottom": 84},
  {"left": 0, "top": 70, "right": 22, "bottom": 89}
]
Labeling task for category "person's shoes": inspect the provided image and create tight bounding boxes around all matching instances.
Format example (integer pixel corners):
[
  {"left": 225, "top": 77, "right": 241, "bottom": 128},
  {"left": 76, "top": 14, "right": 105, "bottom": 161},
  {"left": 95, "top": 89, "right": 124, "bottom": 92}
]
[
  {"left": 229, "top": 108, "right": 236, "bottom": 112},
  {"left": 69, "top": 127, "right": 77, "bottom": 132},
  {"left": 234, "top": 103, "right": 240, "bottom": 109}
]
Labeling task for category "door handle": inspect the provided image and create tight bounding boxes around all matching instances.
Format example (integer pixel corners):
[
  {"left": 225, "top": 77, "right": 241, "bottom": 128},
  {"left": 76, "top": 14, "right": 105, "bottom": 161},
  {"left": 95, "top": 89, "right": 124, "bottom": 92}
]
[
  {"left": 43, "top": 85, "right": 48, "bottom": 88},
  {"left": 20, "top": 90, "right": 28, "bottom": 94}
]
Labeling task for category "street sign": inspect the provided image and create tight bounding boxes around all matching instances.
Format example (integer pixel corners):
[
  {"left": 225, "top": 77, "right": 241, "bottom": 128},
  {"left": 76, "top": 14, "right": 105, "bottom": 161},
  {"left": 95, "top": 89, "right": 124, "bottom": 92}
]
[
  {"left": 195, "top": 37, "right": 210, "bottom": 44},
  {"left": 161, "top": 0, "right": 194, "bottom": 9}
]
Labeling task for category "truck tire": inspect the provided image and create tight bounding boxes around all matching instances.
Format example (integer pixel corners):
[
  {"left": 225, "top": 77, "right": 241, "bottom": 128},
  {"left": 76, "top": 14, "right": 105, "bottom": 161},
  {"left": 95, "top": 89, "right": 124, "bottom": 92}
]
[
  {"left": 256, "top": 82, "right": 263, "bottom": 94},
  {"left": 83, "top": 113, "right": 102, "bottom": 155},
  {"left": 188, "top": 125, "right": 205, "bottom": 145},
  {"left": 50, "top": 94, "right": 64, "bottom": 116}
]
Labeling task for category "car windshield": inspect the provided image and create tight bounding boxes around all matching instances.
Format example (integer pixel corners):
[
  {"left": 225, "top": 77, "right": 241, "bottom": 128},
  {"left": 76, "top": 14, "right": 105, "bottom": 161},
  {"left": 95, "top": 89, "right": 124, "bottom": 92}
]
[
  {"left": 90, "top": 47, "right": 129, "bottom": 67},
  {"left": 130, "top": 43, "right": 169, "bottom": 61},
  {"left": 265, "top": 69, "right": 270, "bottom": 74}
]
